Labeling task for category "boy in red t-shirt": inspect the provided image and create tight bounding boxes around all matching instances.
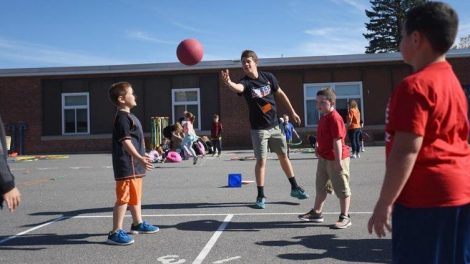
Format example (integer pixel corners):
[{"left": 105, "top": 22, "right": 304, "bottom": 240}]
[
  {"left": 299, "top": 87, "right": 352, "bottom": 229},
  {"left": 368, "top": 2, "right": 470, "bottom": 263}
]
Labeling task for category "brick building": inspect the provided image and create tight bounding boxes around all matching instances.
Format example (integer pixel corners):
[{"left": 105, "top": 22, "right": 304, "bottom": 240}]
[{"left": 1, "top": 50, "right": 469, "bottom": 154}]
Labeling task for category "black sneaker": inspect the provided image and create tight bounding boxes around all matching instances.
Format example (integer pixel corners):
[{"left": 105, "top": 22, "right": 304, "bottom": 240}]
[
  {"left": 298, "top": 209, "right": 324, "bottom": 223},
  {"left": 333, "top": 214, "right": 352, "bottom": 229}
]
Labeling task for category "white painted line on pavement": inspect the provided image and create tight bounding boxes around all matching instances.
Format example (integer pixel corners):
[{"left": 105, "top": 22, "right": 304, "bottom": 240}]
[
  {"left": 72, "top": 211, "right": 373, "bottom": 218},
  {"left": 193, "top": 214, "right": 234, "bottom": 264},
  {"left": 213, "top": 256, "right": 241, "bottom": 263},
  {"left": 0, "top": 216, "right": 69, "bottom": 245},
  {"left": 69, "top": 166, "right": 92, "bottom": 170},
  {"left": 0, "top": 211, "right": 373, "bottom": 245},
  {"left": 37, "top": 167, "right": 59, "bottom": 170}
]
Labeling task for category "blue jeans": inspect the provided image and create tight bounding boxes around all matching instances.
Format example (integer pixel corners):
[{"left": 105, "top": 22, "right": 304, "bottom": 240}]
[
  {"left": 392, "top": 203, "right": 470, "bottom": 264},
  {"left": 348, "top": 129, "right": 361, "bottom": 154}
]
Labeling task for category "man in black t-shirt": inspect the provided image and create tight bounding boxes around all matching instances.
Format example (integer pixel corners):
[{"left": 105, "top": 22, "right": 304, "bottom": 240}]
[{"left": 221, "top": 50, "right": 309, "bottom": 209}]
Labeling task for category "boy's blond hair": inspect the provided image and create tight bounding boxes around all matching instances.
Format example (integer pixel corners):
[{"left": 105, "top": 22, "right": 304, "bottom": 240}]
[{"left": 316, "top": 87, "right": 336, "bottom": 104}]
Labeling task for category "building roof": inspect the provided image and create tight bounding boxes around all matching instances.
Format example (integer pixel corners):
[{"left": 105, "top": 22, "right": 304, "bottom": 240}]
[{"left": 1, "top": 49, "right": 470, "bottom": 77}]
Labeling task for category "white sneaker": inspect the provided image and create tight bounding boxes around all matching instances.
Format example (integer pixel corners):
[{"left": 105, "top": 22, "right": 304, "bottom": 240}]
[
  {"left": 350, "top": 154, "right": 357, "bottom": 159},
  {"left": 356, "top": 153, "right": 360, "bottom": 158}
]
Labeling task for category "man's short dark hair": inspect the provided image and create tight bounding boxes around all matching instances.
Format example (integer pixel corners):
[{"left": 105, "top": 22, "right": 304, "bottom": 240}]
[
  {"left": 241, "top": 50, "right": 258, "bottom": 62},
  {"left": 404, "top": 1, "right": 458, "bottom": 54}
]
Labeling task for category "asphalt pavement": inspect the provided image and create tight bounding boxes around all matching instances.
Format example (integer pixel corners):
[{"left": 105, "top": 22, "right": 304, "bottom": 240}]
[{"left": 0, "top": 146, "right": 390, "bottom": 264}]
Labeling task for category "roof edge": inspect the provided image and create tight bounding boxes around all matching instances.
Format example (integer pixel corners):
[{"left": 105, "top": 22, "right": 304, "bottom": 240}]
[{"left": 1, "top": 49, "right": 469, "bottom": 77}]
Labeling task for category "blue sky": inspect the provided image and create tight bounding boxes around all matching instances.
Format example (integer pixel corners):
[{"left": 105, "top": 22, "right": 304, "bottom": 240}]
[{"left": 1, "top": 0, "right": 469, "bottom": 69}]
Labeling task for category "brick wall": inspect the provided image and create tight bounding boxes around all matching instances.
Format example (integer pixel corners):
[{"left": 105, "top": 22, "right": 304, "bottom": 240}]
[
  {"left": 1, "top": 55, "right": 468, "bottom": 154},
  {"left": 0, "top": 77, "right": 42, "bottom": 154},
  {"left": 218, "top": 68, "right": 252, "bottom": 149},
  {"left": 0, "top": 77, "right": 112, "bottom": 154}
]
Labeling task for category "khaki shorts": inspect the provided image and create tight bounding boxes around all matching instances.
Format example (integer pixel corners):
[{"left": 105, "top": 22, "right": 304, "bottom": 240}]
[
  {"left": 115, "top": 178, "right": 142, "bottom": 205},
  {"left": 250, "top": 125, "right": 287, "bottom": 159},
  {"left": 316, "top": 157, "right": 351, "bottom": 199}
]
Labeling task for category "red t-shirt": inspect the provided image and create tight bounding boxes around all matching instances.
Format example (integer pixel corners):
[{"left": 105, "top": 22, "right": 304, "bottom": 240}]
[
  {"left": 385, "top": 61, "right": 470, "bottom": 208},
  {"left": 317, "top": 110, "right": 350, "bottom": 160}
]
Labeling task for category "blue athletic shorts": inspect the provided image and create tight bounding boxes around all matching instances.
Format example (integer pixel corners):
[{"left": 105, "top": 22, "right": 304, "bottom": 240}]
[{"left": 392, "top": 202, "right": 470, "bottom": 264}]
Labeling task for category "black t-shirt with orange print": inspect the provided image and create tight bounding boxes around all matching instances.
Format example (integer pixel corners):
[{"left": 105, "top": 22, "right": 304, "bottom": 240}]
[
  {"left": 112, "top": 110, "right": 146, "bottom": 181},
  {"left": 238, "top": 71, "right": 280, "bottom": 129}
]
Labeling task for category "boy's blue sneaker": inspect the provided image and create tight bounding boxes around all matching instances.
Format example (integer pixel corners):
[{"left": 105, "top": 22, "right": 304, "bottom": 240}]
[
  {"left": 130, "top": 221, "right": 160, "bottom": 234},
  {"left": 254, "top": 197, "right": 266, "bottom": 209},
  {"left": 107, "top": 229, "right": 134, "bottom": 246},
  {"left": 291, "top": 187, "right": 309, "bottom": 199}
]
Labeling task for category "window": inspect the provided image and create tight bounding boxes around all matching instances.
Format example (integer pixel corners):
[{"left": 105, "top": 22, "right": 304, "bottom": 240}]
[
  {"left": 304, "top": 82, "right": 363, "bottom": 127},
  {"left": 172, "top": 88, "right": 201, "bottom": 129},
  {"left": 62, "top": 93, "right": 90, "bottom": 135}
]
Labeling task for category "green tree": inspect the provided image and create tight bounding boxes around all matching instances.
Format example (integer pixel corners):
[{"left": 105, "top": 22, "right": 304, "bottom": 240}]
[
  {"left": 363, "top": 0, "right": 427, "bottom": 53},
  {"left": 457, "top": 35, "right": 470, "bottom": 49}
]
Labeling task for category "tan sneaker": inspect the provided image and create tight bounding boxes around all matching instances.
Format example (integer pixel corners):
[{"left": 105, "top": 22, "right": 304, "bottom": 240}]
[{"left": 333, "top": 214, "right": 352, "bottom": 229}]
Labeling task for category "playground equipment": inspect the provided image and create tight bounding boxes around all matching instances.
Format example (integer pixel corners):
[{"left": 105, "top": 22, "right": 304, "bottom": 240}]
[
  {"left": 150, "top": 116, "right": 169, "bottom": 150},
  {"left": 5, "top": 122, "right": 27, "bottom": 155}
]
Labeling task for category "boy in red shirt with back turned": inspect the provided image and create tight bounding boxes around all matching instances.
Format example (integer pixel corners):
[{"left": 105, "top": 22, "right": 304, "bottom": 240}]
[
  {"left": 298, "top": 87, "right": 352, "bottom": 229},
  {"left": 368, "top": 2, "right": 470, "bottom": 263}
]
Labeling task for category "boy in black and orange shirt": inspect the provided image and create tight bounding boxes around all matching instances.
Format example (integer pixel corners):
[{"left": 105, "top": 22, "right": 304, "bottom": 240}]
[{"left": 107, "top": 81, "right": 158, "bottom": 245}]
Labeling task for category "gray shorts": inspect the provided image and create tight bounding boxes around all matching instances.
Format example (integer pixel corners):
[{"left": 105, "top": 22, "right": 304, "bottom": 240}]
[{"left": 250, "top": 125, "right": 287, "bottom": 159}]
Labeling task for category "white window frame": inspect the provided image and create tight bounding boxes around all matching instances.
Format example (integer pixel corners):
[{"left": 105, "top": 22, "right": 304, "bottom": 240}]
[
  {"left": 61, "top": 92, "right": 90, "bottom": 135},
  {"left": 303, "top": 82, "right": 364, "bottom": 127},
  {"left": 171, "top": 88, "right": 201, "bottom": 130}
]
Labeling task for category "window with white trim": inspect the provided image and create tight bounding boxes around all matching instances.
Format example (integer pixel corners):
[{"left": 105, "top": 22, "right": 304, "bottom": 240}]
[
  {"left": 62, "top": 93, "right": 90, "bottom": 135},
  {"left": 172, "top": 88, "right": 201, "bottom": 130},
  {"left": 304, "top": 82, "right": 364, "bottom": 127}
]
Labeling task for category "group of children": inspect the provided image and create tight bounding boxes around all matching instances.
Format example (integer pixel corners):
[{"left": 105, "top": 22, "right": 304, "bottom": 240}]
[
  {"left": 148, "top": 113, "right": 224, "bottom": 165},
  {"left": 106, "top": 2, "right": 469, "bottom": 263}
]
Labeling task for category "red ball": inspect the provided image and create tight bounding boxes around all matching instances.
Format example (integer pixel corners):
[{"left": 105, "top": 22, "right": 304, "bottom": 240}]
[{"left": 176, "top": 38, "right": 204, "bottom": 66}]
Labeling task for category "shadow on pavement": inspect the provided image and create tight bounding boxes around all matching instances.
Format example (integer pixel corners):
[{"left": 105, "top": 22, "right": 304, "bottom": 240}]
[
  {"left": 258, "top": 234, "right": 391, "bottom": 263},
  {"left": 0, "top": 233, "right": 107, "bottom": 249},
  {"left": 159, "top": 219, "right": 330, "bottom": 232}
]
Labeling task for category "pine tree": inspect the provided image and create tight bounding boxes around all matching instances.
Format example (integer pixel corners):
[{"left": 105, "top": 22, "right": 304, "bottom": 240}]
[
  {"left": 457, "top": 35, "right": 470, "bottom": 49},
  {"left": 363, "top": 0, "right": 427, "bottom": 53}
]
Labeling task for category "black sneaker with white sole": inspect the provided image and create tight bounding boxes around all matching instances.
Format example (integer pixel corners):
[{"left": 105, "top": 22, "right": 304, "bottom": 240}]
[{"left": 298, "top": 209, "right": 324, "bottom": 223}]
